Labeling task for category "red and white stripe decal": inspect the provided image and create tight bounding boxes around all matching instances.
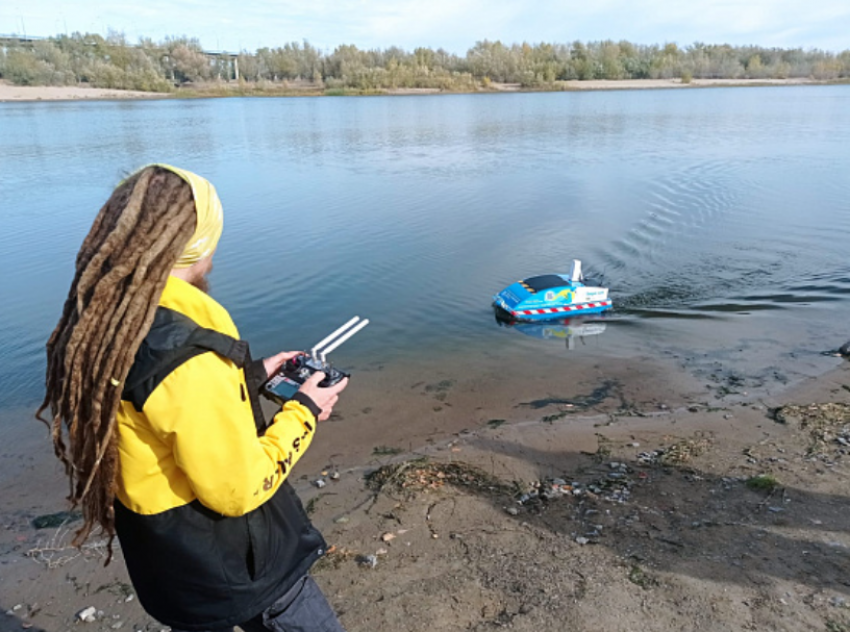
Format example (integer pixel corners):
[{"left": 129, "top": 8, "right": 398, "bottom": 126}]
[{"left": 512, "top": 300, "right": 612, "bottom": 317}]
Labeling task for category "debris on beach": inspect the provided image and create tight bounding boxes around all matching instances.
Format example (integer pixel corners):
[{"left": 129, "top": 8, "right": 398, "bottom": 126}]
[
  {"left": 768, "top": 403, "right": 850, "bottom": 459},
  {"left": 516, "top": 465, "right": 635, "bottom": 507},
  {"left": 76, "top": 606, "right": 97, "bottom": 623},
  {"left": 365, "top": 460, "right": 513, "bottom": 497},
  {"left": 636, "top": 434, "right": 713, "bottom": 465},
  {"left": 31, "top": 510, "right": 81, "bottom": 529},
  {"left": 366, "top": 458, "right": 651, "bottom": 512},
  {"left": 769, "top": 402, "right": 850, "bottom": 426},
  {"left": 822, "top": 340, "right": 850, "bottom": 357},
  {"left": 356, "top": 554, "right": 378, "bottom": 569}
]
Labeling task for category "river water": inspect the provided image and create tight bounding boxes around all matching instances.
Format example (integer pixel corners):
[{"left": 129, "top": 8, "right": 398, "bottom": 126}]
[{"left": 1, "top": 87, "right": 849, "bottom": 445}]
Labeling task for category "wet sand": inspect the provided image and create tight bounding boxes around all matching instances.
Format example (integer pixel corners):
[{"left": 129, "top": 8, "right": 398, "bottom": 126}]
[{"left": 1, "top": 354, "right": 848, "bottom": 631}]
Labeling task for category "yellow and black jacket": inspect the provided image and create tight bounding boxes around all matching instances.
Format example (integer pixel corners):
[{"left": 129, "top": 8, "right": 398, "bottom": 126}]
[{"left": 114, "top": 276, "right": 326, "bottom": 631}]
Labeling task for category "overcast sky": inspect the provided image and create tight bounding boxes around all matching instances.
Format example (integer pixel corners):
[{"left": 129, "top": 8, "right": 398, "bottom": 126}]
[{"left": 2, "top": 0, "right": 848, "bottom": 54}]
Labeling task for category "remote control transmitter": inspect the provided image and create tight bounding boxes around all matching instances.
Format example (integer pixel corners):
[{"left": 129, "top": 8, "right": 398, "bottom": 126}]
[{"left": 263, "top": 316, "right": 369, "bottom": 404}]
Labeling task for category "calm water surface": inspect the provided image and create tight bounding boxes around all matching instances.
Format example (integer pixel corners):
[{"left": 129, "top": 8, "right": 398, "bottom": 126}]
[{"left": 1, "top": 87, "right": 849, "bottom": 415}]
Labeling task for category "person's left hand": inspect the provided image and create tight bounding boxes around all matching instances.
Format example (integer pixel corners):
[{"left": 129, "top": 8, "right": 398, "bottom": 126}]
[{"left": 263, "top": 351, "right": 304, "bottom": 378}]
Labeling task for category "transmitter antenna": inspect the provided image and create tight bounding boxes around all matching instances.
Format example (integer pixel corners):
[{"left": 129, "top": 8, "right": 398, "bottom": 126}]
[{"left": 311, "top": 316, "right": 370, "bottom": 364}]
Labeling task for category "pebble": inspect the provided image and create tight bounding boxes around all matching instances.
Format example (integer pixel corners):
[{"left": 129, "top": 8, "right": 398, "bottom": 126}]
[
  {"left": 333, "top": 516, "right": 350, "bottom": 524},
  {"left": 330, "top": 471, "right": 340, "bottom": 480},
  {"left": 76, "top": 606, "right": 97, "bottom": 623},
  {"left": 314, "top": 479, "right": 326, "bottom": 489},
  {"left": 506, "top": 507, "right": 519, "bottom": 516},
  {"left": 125, "top": 595, "right": 134, "bottom": 603},
  {"left": 111, "top": 623, "right": 124, "bottom": 630},
  {"left": 519, "top": 474, "right": 634, "bottom": 506},
  {"left": 380, "top": 532, "right": 396, "bottom": 543},
  {"left": 575, "top": 536, "right": 590, "bottom": 545},
  {"left": 357, "top": 554, "right": 378, "bottom": 568},
  {"left": 830, "top": 596, "right": 847, "bottom": 608}
]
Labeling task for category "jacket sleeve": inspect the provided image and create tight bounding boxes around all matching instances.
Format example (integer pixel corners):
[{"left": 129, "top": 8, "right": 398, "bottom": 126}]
[{"left": 142, "top": 351, "right": 317, "bottom": 516}]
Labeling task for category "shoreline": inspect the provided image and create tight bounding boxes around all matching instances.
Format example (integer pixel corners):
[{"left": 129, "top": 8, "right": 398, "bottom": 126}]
[
  {"left": 0, "top": 77, "right": 842, "bottom": 102},
  {"left": 0, "top": 84, "right": 171, "bottom": 102},
  {"left": 1, "top": 359, "right": 848, "bottom": 631}
]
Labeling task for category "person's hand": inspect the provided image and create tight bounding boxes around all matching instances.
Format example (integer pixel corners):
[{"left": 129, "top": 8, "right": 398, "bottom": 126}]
[
  {"left": 297, "top": 372, "right": 348, "bottom": 422},
  {"left": 263, "top": 351, "right": 304, "bottom": 379}
]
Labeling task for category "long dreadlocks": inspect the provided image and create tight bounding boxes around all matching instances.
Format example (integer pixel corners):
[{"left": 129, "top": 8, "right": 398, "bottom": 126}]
[{"left": 37, "top": 166, "right": 198, "bottom": 560}]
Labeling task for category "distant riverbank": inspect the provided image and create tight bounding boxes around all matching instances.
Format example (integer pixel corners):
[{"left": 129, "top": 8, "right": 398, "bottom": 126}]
[{"left": 0, "top": 77, "right": 838, "bottom": 102}]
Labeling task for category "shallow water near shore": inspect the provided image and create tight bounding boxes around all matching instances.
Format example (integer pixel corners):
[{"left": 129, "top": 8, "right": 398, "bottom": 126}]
[{"left": 1, "top": 86, "right": 848, "bottom": 459}]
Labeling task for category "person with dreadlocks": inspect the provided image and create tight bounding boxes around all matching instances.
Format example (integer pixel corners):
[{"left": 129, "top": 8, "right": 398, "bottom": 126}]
[{"left": 39, "top": 164, "right": 348, "bottom": 632}]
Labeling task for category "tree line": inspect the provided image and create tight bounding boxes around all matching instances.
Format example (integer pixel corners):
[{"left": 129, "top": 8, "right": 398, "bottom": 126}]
[{"left": 1, "top": 32, "right": 848, "bottom": 93}]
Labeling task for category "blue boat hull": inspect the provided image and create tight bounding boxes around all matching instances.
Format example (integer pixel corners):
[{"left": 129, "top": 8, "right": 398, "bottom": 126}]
[
  {"left": 493, "top": 264, "right": 612, "bottom": 323},
  {"left": 493, "top": 296, "right": 612, "bottom": 321}
]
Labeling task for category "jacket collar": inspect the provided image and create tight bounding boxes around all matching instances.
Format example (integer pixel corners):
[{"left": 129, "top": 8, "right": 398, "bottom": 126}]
[{"left": 159, "top": 275, "right": 239, "bottom": 338}]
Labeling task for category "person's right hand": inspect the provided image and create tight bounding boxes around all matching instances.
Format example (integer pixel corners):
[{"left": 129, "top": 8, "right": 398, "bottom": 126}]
[{"left": 297, "top": 372, "right": 349, "bottom": 422}]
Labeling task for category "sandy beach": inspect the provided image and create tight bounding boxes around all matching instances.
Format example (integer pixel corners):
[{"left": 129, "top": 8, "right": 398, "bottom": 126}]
[
  {"left": 0, "top": 83, "right": 170, "bottom": 102},
  {"left": 0, "top": 77, "right": 828, "bottom": 102},
  {"left": 563, "top": 77, "right": 820, "bottom": 90},
  {"left": 2, "top": 354, "right": 848, "bottom": 631}
]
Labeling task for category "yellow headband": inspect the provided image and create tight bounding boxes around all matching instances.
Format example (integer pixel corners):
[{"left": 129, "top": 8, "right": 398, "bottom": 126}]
[{"left": 129, "top": 163, "right": 224, "bottom": 268}]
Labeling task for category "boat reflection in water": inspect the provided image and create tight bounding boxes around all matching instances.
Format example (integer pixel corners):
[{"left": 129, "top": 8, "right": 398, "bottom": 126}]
[{"left": 494, "top": 307, "right": 608, "bottom": 350}]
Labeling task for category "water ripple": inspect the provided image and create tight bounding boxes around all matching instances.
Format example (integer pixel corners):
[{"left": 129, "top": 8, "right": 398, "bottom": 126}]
[{"left": 2, "top": 88, "right": 850, "bottom": 409}]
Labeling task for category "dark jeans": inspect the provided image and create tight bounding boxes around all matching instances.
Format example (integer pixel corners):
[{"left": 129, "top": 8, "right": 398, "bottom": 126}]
[{"left": 174, "top": 576, "right": 346, "bottom": 632}]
